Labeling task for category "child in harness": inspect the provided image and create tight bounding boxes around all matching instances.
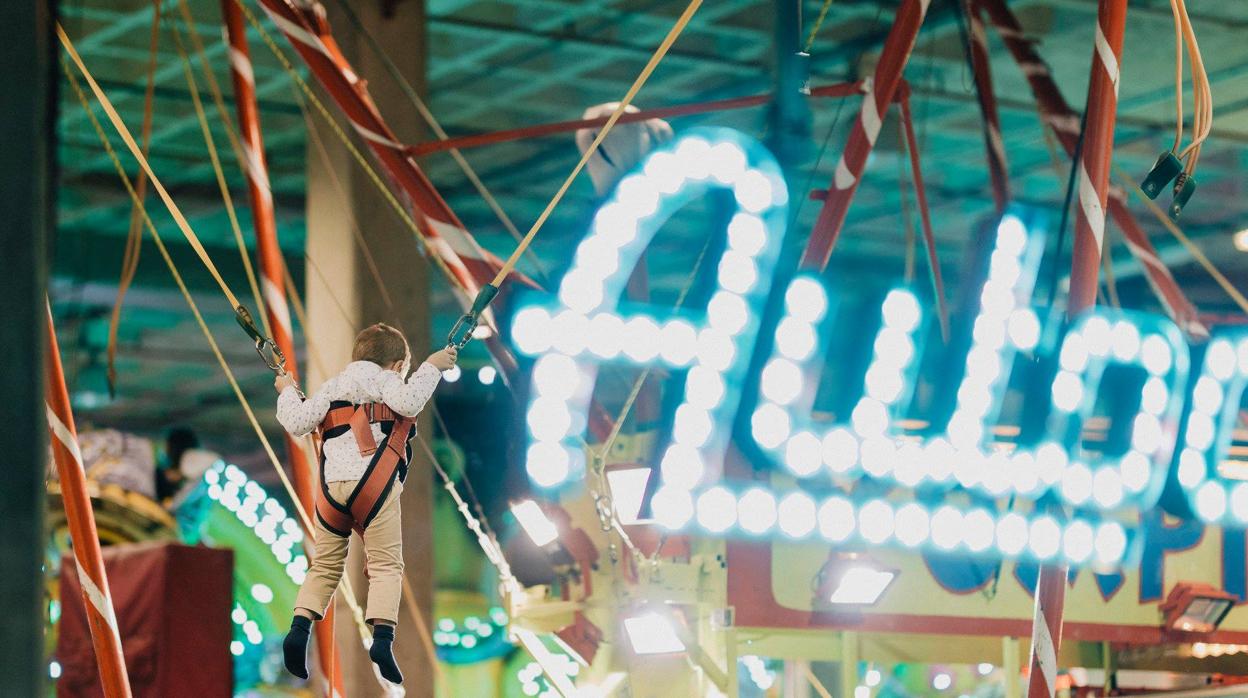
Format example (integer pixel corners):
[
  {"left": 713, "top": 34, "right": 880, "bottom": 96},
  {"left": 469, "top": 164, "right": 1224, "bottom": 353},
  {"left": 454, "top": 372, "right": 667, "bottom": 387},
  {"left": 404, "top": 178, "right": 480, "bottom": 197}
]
[{"left": 274, "top": 322, "right": 457, "bottom": 684}]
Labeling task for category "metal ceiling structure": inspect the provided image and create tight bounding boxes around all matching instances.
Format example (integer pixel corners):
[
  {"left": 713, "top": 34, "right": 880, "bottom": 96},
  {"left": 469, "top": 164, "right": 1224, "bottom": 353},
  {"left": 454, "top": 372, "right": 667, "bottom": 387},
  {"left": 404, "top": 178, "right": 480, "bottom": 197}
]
[{"left": 51, "top": 0, "right": 1248, "bottom": 453}]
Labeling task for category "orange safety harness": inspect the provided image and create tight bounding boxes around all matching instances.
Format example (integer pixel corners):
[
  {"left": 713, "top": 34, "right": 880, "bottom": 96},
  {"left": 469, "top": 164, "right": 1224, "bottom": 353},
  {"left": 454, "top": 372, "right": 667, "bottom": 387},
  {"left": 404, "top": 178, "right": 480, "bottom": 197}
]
[{"left": 314, "top": 401, "right": 416, "bottom": 537}]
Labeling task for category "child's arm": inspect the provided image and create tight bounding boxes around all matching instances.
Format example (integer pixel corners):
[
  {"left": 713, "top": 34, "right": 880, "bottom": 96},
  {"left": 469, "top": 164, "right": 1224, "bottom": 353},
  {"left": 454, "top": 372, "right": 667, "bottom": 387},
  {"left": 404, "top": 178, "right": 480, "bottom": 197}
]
[
  {"left": 275, "top": 375, "right": 334, "bottom": 437},
  {"left": 380, "top": 348, "right": 456, "bottom": 417}
]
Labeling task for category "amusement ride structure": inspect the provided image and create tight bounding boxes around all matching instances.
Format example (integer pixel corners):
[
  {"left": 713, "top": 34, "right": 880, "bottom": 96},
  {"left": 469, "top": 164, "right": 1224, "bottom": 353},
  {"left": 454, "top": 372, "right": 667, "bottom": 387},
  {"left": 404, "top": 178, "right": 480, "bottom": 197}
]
[{"left": 32, "top": 0, "right": 1248, "bottom": 696}]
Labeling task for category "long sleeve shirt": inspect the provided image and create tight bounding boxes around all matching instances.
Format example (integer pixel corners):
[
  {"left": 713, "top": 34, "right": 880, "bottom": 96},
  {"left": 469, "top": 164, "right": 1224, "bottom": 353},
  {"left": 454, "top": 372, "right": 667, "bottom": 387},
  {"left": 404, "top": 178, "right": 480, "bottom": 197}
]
[{"left": 277, "top": 360, "right": 442, "bottom": 483}]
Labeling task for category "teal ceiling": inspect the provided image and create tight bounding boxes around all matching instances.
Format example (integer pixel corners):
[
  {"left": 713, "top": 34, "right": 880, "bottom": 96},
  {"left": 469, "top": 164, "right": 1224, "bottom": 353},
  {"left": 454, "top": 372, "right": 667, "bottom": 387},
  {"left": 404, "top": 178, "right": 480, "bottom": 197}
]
[{"left": 51, "top": 0, "right": 1248, "bottom": 456}]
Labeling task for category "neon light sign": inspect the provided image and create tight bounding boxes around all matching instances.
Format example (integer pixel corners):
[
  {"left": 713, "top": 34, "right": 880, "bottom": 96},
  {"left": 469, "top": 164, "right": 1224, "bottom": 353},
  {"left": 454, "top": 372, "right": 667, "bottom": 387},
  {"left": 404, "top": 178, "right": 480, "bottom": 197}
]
[{"left": 510, "top": 127, "right": 1248, "bottom": 568}]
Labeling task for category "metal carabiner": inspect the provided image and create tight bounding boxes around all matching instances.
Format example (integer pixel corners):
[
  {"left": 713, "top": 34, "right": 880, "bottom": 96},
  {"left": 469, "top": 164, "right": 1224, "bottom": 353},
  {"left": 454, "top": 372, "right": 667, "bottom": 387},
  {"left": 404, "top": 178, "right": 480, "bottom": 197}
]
[
  {"left": 443, "top": 283, "right": 500, "bottom": 350},
  {"left": 235, "top": 304, "right": 287, "bottom": 374}
]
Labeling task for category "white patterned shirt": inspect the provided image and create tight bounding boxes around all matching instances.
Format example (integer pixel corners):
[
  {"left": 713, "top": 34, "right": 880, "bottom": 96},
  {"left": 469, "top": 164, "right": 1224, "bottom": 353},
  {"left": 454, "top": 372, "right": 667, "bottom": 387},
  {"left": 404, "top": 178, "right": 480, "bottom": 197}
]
[{"left": 277, "top": 360, "right": 441, "bottom": 483}]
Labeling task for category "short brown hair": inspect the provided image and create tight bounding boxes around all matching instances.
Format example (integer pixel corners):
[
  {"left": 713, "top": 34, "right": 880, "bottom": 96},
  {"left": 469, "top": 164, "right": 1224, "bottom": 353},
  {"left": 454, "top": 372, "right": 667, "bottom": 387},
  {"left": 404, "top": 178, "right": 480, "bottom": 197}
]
[{"left": 352, "top": 323, "right": 409, "bottom": 366}]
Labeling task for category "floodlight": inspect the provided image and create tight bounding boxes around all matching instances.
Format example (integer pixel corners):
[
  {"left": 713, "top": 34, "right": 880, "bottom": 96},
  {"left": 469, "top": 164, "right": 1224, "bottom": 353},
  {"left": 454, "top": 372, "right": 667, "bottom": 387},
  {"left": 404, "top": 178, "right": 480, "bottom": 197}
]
[
  {"left": 623, "top": 610, "right": 686, "bottom": 655},
  {"left": 816, "top": 553, "right": 898, "bottom": 606},
  {"left": 1161, "top": 582, "right": 1237, "bottom": 634},
  {"left": 511, "top": 500, "right": 559, "bottom": 547},
  {"left": 604, "top": 464, "right": 653, "bottom": 525}
]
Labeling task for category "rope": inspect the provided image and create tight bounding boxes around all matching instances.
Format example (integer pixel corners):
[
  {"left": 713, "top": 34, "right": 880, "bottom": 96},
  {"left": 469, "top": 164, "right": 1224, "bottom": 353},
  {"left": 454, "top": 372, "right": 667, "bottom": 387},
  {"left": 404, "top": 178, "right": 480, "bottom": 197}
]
[
  {"left": 106, "top": 0, "right": 161, "bottom": 396},
  {"left": 63, "top": 55, "right": 420, "bottom": 691},
  {"left": 231, "top": 0, "right": 465, "bottom": 290},
  {"left": 59, "top": 23, "right": 243, "bottom": 310},
  {"left": 595, "top": 233, "right": 714, "bottom": 462},
  {"left": 898, "top": 95, "right": 949, "bottom": 341},
  {"left": 328, "top": 0, "right": 549, "bottom": 285},
  {"left": 804, "top": 0, "right": 836, "bottom": 53},
  {"left": 897, "top": 117, "right": 917, "bottom": 283},
  {"left": 1046, "top": 109, "right": 1088, "bottom": 310},
  {"left": 1113, "top": 165, "right": 1248, "bottom": 314},
  {"left": 1101, "top": 227, "right": 1121, "bottom": 309},
  {"left": 166, "top": 12, "right": 271, "bottom": 338},
  {"left": 490, "top": 0, "right": 703, "bottom": 287},
  {"left": 296, "top": 86, "right": 399, "bottom": 314}
]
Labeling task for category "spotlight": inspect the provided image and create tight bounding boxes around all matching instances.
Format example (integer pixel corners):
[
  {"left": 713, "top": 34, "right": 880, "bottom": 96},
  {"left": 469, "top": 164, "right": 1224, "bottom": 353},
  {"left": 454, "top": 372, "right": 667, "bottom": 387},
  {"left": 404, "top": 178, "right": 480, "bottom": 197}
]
[
  {"left": 511, "top": 499, "right": 559, "bottom": 547},
  {"left": 604, "top": 464, "right": 653, "bottom": 525},
  {"left": 1161, "top": 582, "right": 1237, "bottom": 634},
  {"left": 816, "top": 553, "right": 898, "bottom": 606},
  {"left": 623, "top": 609, "right": 686, "bottom": 655}
]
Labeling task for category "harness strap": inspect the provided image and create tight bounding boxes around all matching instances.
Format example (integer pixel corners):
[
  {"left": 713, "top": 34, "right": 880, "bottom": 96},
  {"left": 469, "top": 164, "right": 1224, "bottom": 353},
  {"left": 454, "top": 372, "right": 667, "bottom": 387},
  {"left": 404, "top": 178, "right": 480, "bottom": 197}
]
[
  {"left": 321, "top": 403, "right": 398, "bottom": 433},
  {"left": 315, "top": 411, "right": 415, "bottom": 538}
]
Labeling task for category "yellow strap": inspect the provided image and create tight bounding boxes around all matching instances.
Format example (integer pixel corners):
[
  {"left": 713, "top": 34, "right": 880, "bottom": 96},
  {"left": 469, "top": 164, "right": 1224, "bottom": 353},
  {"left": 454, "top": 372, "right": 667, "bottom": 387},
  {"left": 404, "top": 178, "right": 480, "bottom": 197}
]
[
  {"left": 61, "top": 54, "right": 388, "bottom": 671},
  {"left": 491, "top": 0, "right": 703, "bottom": 287},
  {"left": 58, "top": 22, "right": 242, "bottom": 311},
  {"left": 230, "top": 0, "right": 465, "bottom": 289},
  {"left": 166, "top": 14, "right": 271, "bottom": 338}
]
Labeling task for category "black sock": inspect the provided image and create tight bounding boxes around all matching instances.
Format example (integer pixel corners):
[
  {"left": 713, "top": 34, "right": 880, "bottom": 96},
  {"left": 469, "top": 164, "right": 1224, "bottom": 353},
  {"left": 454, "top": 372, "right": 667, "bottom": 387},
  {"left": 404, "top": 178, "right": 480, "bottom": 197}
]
[
  {"left": 283, "top": 616, "right": 312, "bottom": 680},
  {"left": 369, "top": 624, "right": 403, "bottom": 684}
]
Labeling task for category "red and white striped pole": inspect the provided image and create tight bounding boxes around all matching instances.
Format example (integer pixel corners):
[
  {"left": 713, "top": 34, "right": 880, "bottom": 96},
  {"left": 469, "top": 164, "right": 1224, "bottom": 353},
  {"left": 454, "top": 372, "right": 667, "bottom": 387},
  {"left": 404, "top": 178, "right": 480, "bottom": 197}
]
[
  {"left": 220, "top": 4, "right": 344, "bottom": 696},
  {"left": 1027, "top": 563, "right": 1066, "bottom": 698},
  {"left": 45, "top": 302, "right": 133, "bottom": 698},
  {"left": 246, "top": 0, "right": 531, "bottom": 372},
  {"left": 1026, "top": 2, "right": 1127, "bottom": 696},
  {"left": 975, "top": 0, "right": 1207, "bottom": 339},
  {"left": 801, "top": 0, "right": 931, "bottom": 270},
  {"left": 961, "top": 0, "right": 1010, "bottom": 211},
  {"left": 1066, "top": 0, "right": 1127, "bottom": 315},
  {"left": 242, "top": 0, "right": 631, "bottom": 438}
]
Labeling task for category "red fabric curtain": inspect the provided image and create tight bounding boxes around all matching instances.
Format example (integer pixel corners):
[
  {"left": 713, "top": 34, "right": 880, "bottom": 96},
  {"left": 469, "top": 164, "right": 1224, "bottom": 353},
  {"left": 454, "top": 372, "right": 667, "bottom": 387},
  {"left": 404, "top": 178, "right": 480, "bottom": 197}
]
[{"left": 58, "top": 542, "right": 233, "bottom": 698}]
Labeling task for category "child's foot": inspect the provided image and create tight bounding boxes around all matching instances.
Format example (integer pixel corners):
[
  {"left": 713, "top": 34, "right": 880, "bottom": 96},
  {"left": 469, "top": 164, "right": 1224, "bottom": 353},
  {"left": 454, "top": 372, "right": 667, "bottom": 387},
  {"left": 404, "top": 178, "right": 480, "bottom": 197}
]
[
  {"left": 283, "top": 616, "right": 312, "bottom": 680},
  {"left": 369, "top": 624, "right": 403, "bottom": 684}
]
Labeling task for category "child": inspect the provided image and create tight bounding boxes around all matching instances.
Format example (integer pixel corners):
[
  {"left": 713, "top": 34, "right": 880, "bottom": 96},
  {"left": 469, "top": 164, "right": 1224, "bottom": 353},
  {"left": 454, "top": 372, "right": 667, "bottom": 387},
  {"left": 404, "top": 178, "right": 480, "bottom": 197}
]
[{"left": 275, "top": 323, "right": 457, "bottom": 684}]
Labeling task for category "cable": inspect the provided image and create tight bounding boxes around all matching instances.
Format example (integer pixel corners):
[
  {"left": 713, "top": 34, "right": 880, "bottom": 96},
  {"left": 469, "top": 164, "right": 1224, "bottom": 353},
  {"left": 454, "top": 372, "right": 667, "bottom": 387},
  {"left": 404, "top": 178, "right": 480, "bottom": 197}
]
[
  {"left": 58, "top": 23, "right": 287, "bottom": 376},
  {"left": 1115, "top": 165, "right": 1248, "bottom": 314},
  {"left": 490, "top": 0, "right": 704, "bottom": 287},
  {"left": 327, "top": 0, "right": 550, "bottom": 286},
  {"left": 1045, "top": 108, "right": 1088, "bottom": 310},
  {"left": 106, "top": 0, "right": 161, "bottom": 396},
  {"left": 166, "top": 11, "right": 271, "bottom": 338}
]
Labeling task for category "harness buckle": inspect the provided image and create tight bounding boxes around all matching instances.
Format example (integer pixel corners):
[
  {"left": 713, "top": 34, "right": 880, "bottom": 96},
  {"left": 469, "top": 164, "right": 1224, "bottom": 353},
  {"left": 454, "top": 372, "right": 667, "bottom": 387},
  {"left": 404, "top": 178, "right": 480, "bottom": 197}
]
[{"left": 444, "top": 283, "right": 500, "bottom": 349}]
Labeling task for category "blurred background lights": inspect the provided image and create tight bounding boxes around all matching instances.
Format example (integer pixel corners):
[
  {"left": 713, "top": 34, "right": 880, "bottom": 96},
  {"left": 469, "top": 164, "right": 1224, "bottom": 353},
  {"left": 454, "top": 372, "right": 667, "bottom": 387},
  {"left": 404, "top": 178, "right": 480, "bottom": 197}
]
[
  {"left": 737, "top": 488, "right": 778, "bottom": 534},
  {"left": 818, "top": 497, "right": 855, "bottom": 542},
  {"left": 652, "top": 487, "right": 694, "bottom": 530},
  {"left": 783, "top": 277, "right": 827, "bottom": 322},
  {"left": 696, "top": 487, "right": 737, "bottom": 533},
  {"left": 777, "top": 492, "right": 817, "bottom": 538},
  {"left": 783, "top": 431, "right": 823, "bottom": 477}
]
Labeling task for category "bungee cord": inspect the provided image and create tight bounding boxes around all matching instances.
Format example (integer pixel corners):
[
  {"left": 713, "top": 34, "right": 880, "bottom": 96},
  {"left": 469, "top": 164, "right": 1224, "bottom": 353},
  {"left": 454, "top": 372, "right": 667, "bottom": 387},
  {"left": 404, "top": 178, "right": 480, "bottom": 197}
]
[
  {"left": 58, "top": 23, "right": 286, "bottom": 375},
  {"left": 166, "top": 10, "right": 272, "bottom": 340},
  {"left": 444, "top": 0, "right": 704, "bottom": 349},
  {"left": 62, "top": 48, "right": 437, "bottom": 695},
  {"left": 326, "top": 0, "right": 551, "bottom": 286}
]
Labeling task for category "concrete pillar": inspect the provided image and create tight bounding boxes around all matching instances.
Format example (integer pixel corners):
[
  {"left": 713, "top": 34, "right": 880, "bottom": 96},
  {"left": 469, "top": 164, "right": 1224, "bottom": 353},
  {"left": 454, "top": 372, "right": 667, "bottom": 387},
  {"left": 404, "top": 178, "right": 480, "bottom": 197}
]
[
  {"left": 0, "top": 2, "right": 51, "bottom": 694},
  {"left": 305, "top": 1, "right": 434, "bottom": 695}
]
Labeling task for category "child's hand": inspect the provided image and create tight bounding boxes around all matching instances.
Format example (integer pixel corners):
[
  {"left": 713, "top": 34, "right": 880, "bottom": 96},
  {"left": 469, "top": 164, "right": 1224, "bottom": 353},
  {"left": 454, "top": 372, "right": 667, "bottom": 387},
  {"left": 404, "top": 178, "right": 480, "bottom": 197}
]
[
  {"left": 274, "top": 372, "right": 297, "bottom": 394},
  {"left": 427, "top": 347, "right": 458, "bottom": 372}
]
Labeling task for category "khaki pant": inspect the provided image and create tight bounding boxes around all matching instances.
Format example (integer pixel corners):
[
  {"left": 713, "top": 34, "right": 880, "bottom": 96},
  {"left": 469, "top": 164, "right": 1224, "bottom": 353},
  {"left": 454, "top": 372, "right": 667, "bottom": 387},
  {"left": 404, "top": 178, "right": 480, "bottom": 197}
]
[{"left": 295, "top": 479, "right": 404, "bottom": 624}]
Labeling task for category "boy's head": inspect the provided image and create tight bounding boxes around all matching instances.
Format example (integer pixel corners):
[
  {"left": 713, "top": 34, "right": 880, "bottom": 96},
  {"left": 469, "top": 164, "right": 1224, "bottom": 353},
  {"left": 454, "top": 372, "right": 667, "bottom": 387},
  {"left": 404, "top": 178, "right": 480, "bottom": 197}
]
[{"left": 352, "top": 323, "right": 410, "bottom": 371}]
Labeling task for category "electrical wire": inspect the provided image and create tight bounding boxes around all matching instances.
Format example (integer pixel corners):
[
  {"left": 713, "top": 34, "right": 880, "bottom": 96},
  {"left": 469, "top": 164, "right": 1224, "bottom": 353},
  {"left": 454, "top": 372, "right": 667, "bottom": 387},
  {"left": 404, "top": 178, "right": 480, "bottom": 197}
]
[{"left": 1169, "top": 0, "right": 1213, "bottom": 174}]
